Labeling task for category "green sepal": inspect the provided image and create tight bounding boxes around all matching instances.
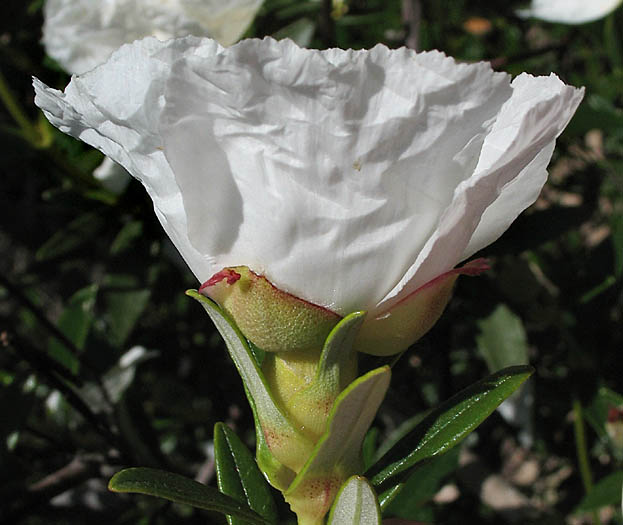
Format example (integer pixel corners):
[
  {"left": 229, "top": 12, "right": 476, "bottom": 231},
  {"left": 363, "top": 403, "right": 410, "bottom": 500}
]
[
  {"left": 327, "top": 476, "right": 381, "bottom": 525},
  {"left": 244, "top": 381, "right": 296, "bottom": 492},
  {"left": 367, "top": 365, "right": 533, "bottom": 487},
  {"left": 266, "top": 311, "right": 365, "bottom": 441},
  {"left": 315, "top": 311, "right": 366, "bottom": 386},
  {"left": 108, "top": 467, "right": 270, "bottom": 525},
  {"left": 186, "top": 290, "right": 312, "bottom": 485},
  {"left": 201, "top": 267, "right": 341, "bottom": 353},
  {"left": 284, "top": 366, "right": 391, "bottom": 523},
  {"left": 214, "top": 422, "right": 278, "bottom": 524}
]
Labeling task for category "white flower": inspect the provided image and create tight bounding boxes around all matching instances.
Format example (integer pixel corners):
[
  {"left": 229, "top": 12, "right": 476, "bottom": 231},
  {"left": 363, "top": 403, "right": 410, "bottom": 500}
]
[
  {"left": 517, "top": 0, "right": 623, "bottom": 24},
  {"left": 42, "top": 0, "right": 264, "bottom": 75},
  {"left": 33, "top": 37, "right": 584, "bottom": 323}
]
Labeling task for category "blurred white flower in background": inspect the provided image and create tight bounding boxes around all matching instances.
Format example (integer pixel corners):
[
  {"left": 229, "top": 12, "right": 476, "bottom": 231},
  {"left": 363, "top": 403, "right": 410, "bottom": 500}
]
[
  {"left": 34, "top": 37, "right": 583, "bottom": 353},
  {"left": 43, "top": 0, "right": 263, "bottom": 193},
  {"left": 92, "top": 157, "right": 131, "bottom": 193},
  {"left": 43, "top": 0, "right": 264, "bottom": 74},
  {"left": 517, "top": 0, "right": 623, "bottom": 24}
]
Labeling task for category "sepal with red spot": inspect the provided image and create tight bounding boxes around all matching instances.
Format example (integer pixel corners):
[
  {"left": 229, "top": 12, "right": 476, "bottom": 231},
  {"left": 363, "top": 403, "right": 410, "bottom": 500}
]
[
  {"left": 200, "top": 266, "right": 342, "bottom": 353},
  {"left": 283, "top": 367, "right": 390, "bottom": 524},
  {"left": 354, "top": 259, "right": 490, "bottom": 356}
]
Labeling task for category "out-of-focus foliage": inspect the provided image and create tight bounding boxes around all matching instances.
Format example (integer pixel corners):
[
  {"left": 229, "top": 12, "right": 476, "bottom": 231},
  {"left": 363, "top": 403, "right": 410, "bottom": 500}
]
[{"left": 0, "top": 0, "right": 621, "bottom": 523}]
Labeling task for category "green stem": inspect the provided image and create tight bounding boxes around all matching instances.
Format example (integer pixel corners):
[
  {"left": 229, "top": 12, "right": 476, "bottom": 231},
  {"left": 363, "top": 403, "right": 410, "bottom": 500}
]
[
  {"left": 0, "top": 68, "right": 40, "bottom": 145},
  {"left": 572, "top": 398, "right": 601, "bottom": 525}
]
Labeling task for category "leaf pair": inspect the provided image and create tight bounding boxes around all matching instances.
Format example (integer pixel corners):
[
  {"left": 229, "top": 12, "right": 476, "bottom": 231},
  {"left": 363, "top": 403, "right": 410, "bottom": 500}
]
[{"left": 109, "top": 293, "right": 534, "bottom": 524}]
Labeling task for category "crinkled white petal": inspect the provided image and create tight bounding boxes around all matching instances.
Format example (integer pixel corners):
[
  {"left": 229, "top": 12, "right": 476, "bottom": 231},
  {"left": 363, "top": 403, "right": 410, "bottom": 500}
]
[
  {"left": 461, "top": 142, "right": 553, "bottom": 260},
  {"left": 158, "top": 38, "right": 514, "bottom": 313},
  {"left": 34, "top": 37, "right": 583, "bottom": 316},
  {"left": 93, "top": 157, "right": 131, "bottom": 194},
  {"left": 34, "top": 37, "right": 211, "bottom": 281},
  {"left": 42, "top": 0, "right": 263, "bottom": 74},
  {"left": 382, "top": 73, "right": 583, "bottom": 310},
  {"left": 517, "top": 0, "right": 623, "bottom": 24}
]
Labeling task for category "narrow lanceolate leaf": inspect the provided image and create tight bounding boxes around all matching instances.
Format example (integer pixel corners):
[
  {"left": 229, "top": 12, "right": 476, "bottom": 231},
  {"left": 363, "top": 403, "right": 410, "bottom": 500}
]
[
  {"left": 214, "top": 423, "right": 278, "bottom": 525},
  {"left": 382, "top": 446, "right": 460, "bottom": 515},
  {"left": 327, "top": 476, "right": 381, "bottom": 525},
  {"left": 108, "top": 467, "right": 270, "bottom": 525},
  {"left": 368, "top": 365, "right": 533, "bottom": 486}
]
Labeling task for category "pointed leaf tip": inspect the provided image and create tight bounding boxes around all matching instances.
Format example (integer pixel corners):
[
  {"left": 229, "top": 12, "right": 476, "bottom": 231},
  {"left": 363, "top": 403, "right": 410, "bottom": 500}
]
[
  {"left": 368, "top": 365, "right": 533, "bottom": 486},
  {"left": 108, "top": 467, "right": 270, "bottom": 524},
  {"left": 214, "top": 423, "right": 278, "bottom": 524}
]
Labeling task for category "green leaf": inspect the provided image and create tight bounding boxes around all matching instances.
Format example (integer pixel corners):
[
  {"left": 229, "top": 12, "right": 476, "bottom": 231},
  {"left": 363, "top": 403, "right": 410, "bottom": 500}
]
[
  {"left": 48, "top": 284, "right": 98, "bottom": 374},
  {"left": 565, "top": 94, "right": 623, "bottom": 136},
  {"left": 367, "top": 365, "right": 533, "bottom": 486},
  {"left": 110, "top": 220, "right": 143, "bottom": 255},
  {"left": 382, "top": 447, "right": 459, "bottom": 517},
  {"left": 186, "top": 290, "right": 308, "bottom": 490},
  {"left": 327, "top": 476, "right": 381, "bottom": 525},
  {"left": 104, "top": 288, "right": 151, "bottom": 347},
  {"left": 377, "top": 484, "right": 402, "bottom": 511},
  {"left": 214, "top": 423, "right": 278, "bottom": 525},
  {"left": 362, "top": 428, "right": 379, "bottom": 471},
  {"left": 315, "top": 311, "right": 365, "bottom": 387},
  {"left": 574, "top": 471, "right": 623, "bottom": 514},
  {"left": 36, "top": 212, "right": 106, "bottom": 261},
  {"left": 476, "top": 304, "right": 529, "bottom": 372},
  {"left": 108, "top": 467, "right": 270, "bottom": 525},
  {"left": 604, "top": 14, "right": 623, "bottom": 70}
]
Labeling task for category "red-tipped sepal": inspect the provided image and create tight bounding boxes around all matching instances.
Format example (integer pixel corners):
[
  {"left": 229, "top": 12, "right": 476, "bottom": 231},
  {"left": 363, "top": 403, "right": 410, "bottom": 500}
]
[
  {"left": 200, "top": 266, "right": 342, "bottom": 353},
  {"left": 354, "top": 259, "right": 490, "bottom": 356}
]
